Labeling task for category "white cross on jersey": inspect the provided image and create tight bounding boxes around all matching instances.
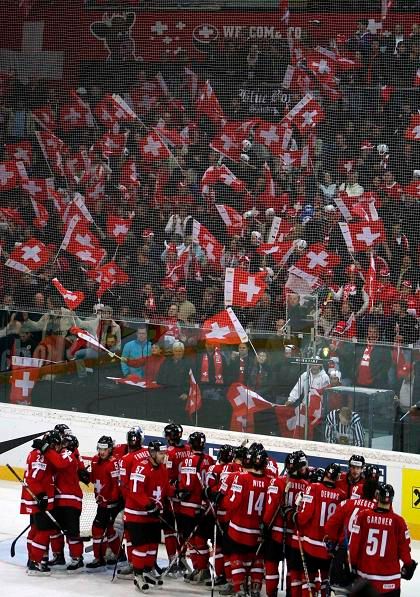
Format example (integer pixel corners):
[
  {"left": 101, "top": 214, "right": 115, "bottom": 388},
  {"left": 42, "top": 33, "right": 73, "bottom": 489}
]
[
  {"left": 151, "top": 21, "right": 168, "bottom": 35},
  {"left": 15, "top": 372, "right": 35, "bottom": 397},
  {"left": 22, "top": 245, "right": 41, "bottom": 262},
  {"left": 306, "top": 250, "right": 328, "bottom": 270},
  {"left": 64, "top": 107, "right": 81, "bottom": 124},
  {"left": 259, "top": 126, "right": 280, "bottom": 146},
  {"left": 23, "top": 180, "right": 42, "bottom": 195},
  {"left": 206, "top": 323, "right": 231, "bottom": 340},
  {"left": 113, "top": 224, "right": 128, "bottom": 237},
  {"left": 0, "top": 165, "right": 14, "bottom": 186},
  {"left": 239, "top": 276, "right": 261, "bottom": 303},
  {"left": 233, "top": 386, "right": 256, "bottom": 409},
  {"left": 356, "top": 227, "right": 381, "bottom": 247},
  {"left": 143, "top": 137, "right": 162, "bottom": 156},
  {"left": 412, "top": 125, "right": 420, "bottom": 140},
  {"left": 94, "top": 479, "right": 104, "bottom": 495},
  {"left": 152, "top": 486, "right": 162, "bottom": 502},
  {"left": 302, "top": 111, "right": 317, "bottom": 127}
]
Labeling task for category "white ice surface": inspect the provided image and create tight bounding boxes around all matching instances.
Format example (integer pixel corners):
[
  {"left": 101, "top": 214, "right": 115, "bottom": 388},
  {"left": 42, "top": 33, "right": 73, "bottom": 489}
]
[{"left": 0, "top": 480, "right": 419, "bottom": 596}]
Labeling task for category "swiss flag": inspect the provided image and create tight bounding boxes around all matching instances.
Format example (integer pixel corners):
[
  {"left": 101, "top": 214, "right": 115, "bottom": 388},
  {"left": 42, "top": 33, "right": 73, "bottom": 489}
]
[
  {"left": 285, "top": 94, "right": 325, "bottom": 133},
  {"left": 138, "top": 132, "right": 171, "bottom": 161},
  {"left": 107, "top": 374, "right": 160, "bottom": 389},
  {"left": 88, "top": 261, "right": 129, "bottom": 298},
  {"left": 257, "top": 241, "right": 294, "bottom": 265},
  {"left": 22, "top": 178, "right": 54, "bottom": 202},
  {"left": 97, "top": 131, "right": 128, "bottom": 157},
  {"left": 32, "top": 105, "right": 57, "bottom": 131},
  {"left": 201, "top": 165, "right": 222, "bottom": 196},
  {"left": 293, "top": 243, "right": 340, "bottom": 277},
  {"left": 306, "top": 52, "right": 336, "bottom": 79},
  {"left": 185, "top": 369, "right": 202, "bottom": 418},
  {"left": 35, "top": 130, "right": 66, "bottom": 164},
  {"left": 52, "top": 278, "right": 85, "bottom": 310},
  {"left": 288, "top": 388, "right": 324, "bottom": 440},
  {"left": 339, "top": 220, "right": 385, "bottom": 253},
  {"left": 405, "top": 114, "right": 420, "bottom": 141},
  {"left": 66, "top": 225, "right": 106, "bottom": 268},
  {"left": 227, "top": 383, "right": 273, "bottom": 433},
  {"left": 195, "top": 80, "right": 225, "bottom": 125},
  {"left": 95, "top": 93, "right": 137, "bottom": 126},
  {"left": 30, "top": 196, "right": 49, "bottom": 229},
  {"left": 210, "top": 125, "right": 242, "bottom": 161},
  {"left": 107, "top": 215, "right": 133, "bottom": 245},
  {"left": 155, "top": 121, "right": 186, "bottom": 148},
  {"left": 9, "top": 356, "right": 44, "bottom": 406},
  {"left": 85, "top": 180, "right": 106, "bottom": 205},
  {"left": 277, "top": 149, "right": 305, "bottom": 171},
  {"left": 274, "top": 405, "right": 298, "bottom": 439},
  {"left": 59, "top": 101, "right": 91, "bottom": 132},
  {"left": 215, "top": 204, "right": 244, "bottom": 236},
  {"left": 120, "top": 160, "right": 140, "bottom": 189},
  {"left": 6, "top": 239, "right": 49, "bottom": 273},
  {"left": 218, "top": 164, "right": 247, "bottom": 193},
  {"left": 0, "top": 160, "right": 27, "bottom": 191},
  {"left": 5, "top": 141, "right": 32, "bottom": 166},
  {"left": 254, "top": 121, "right": 292, "bottom": 155},
  {"left": 224, "top": 267, "right": 267, "bottom": 307},
  {"left": 279, "top": 0, "right": 290, "bottom": 26},
  {"left": 192, "top": 220, "right": 223, "bottom": 268},
  {"left": 203, "top": 308, "right": 248, "bottom": 345}
]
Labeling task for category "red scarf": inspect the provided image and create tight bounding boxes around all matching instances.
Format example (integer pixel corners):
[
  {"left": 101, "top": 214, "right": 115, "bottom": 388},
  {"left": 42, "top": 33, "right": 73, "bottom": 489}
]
[{"left": 201, "top": 349, "right": 224, "bottom": 384}]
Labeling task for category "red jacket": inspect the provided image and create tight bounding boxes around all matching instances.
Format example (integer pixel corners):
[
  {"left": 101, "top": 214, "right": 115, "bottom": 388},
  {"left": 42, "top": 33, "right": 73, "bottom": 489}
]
[
  {"left": 45, "top": 448, "right": 83, "bottom": 511},
  {"left": 20, "top": 448, "right": 55, "bottom": 514},
  {"left": 91, "top": 454, "right": 120, "bottom": 507},
  {"left": 124, "top": 457, "right": 172, "bottom": 524}
]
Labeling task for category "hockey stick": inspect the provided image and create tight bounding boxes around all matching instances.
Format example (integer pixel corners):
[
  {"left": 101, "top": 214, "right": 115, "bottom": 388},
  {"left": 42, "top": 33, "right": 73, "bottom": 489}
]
[
  {"left": 296, "top": 527, "right": 313, "bottom": 597},
  {"left": 111, "top": 530, "right": 125, "bottom": 582},
  {"left": 195, "top": 471, "right": 224, "bottom": 536},
  {"left": 255, "top": 480, "right": 292, "bottom": 557},
  {"left": 211, "top": 517, "right": 217, "bottom": 597},
  {"left": 10, "top": 523, "right": 31, "bottom": 558},
  {"left": 281, "top": 482, "right": 292, "bottom": 591},
  {"left": 6, "top": 464, "right": 62, "bottom": 531}
]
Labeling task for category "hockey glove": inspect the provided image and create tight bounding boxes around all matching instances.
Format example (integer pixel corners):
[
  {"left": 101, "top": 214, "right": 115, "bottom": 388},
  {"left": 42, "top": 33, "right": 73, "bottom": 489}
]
[
  {"left": 323, "top": 536, "right": 337, "bottom": 555},
  {"left": 146, "top": 503, "right": 160, "bottom": 516},
  {"left": 259, "top": 523, "right": 270, "bottom": 541},
  {"left": 401, "top": 559, "right": 418, "bottom": 580},
  {"left": 281, "top": 505, "right": 296, "bottom": 523},
  {"left": 37, "top": 493, "right": 49, "bottom": 512},
  {"left": 176, "top": 489, "right": 191, "bottom": 501},
  {"left": 78, "top": 468, "right": 90, "bottom": 485}
]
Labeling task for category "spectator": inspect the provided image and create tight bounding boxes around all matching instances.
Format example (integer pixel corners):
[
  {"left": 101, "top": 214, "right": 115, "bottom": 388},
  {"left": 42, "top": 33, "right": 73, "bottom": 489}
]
[
  {"left": 176, "top": 286, "right": 196, "bottom": 325},
  {"left": 156, "top": 340, "right": 190, "bottom": 422},
  {"left": 121, "top": 325, "right": 152, "bottom": 377},
  {"left": 325, "top": 406, "right": 365, "bottom": 447},
  {"left": 354, "top": 324, "right": 392, "bottom": 389},
  {"left": 228, "top": 342, "right": 254, "bottom": 385}
]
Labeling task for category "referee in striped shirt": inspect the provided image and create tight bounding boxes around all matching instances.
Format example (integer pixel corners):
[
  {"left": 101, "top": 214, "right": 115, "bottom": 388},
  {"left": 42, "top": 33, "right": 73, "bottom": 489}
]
[{"left": 325, "top": 406, "right": 365, "bottom": 447}]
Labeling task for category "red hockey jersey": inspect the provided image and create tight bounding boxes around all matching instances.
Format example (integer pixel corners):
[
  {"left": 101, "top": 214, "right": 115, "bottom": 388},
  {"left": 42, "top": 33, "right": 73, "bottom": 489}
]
[
  {"left": 281, "top": 476, "right": 310, "bottom": 549},
  {"left": 119, "top": 447, "right": 150, "bottom": 498},
  {"left": 349, "top": 508, "right": 412, "bottom": 593},
  {"left": 124, "top": 457, "right": 171, "bottom": 524},
  {"left": 324, "top": 497, "right": 376, "bottom": 544},
  {"left": 296, "top": 482, "right": 346, "bottom": 559},
  {"left": 45, "top": 448, "right": 83, "bottom": 510},
  {"left": 336, "top": 472, "right": 364, "bottom": 499},
  {"left": 20, "top": 448, "right": 55, "bottom": 514},
  {"left": 225, "top": 470, "right": 271, "bottom": 547},
  {"left": 262, "top": 475, "right": 291, "bottom": 544},
  {"left": 178, "top": 451, "right": 215, "bottom": 517},
  {"left": 166, "top": 443, "right": 192, "bottom": 484},
  {"left": 90, "top": 454, "right": 121, "bottom": 507}
]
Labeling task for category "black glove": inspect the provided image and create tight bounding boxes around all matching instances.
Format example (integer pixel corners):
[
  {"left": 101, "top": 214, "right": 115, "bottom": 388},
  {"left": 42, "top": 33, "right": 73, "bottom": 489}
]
[
  {"left": 281, "top": 505, "right": 296, "bottom": 523},
  {"left": 37, "top": 493, "right": 48, "bottom": 512},
  {"left": 78, "top": 468, "right": 90, "bottom": 485},
  {"left": 176, "top": 489, "right": 191, "bottom": 501},
  {"left": 259, "top": 522, "right": 270, "bottom": 541},
  {"left": 32, "top": 438, "right": 43, "bottom": 450},
  {"left": 324, "top": 537, "right": 337, "bottom": 555},
  {"left": 213, "top": 491, "right": 223, "bottom": 505},
  {"left": 401, "top": 559, "right": 418, "bottom": 580},
  {"left": 146, "top": 502, "right": 160, "bottom": 516}
]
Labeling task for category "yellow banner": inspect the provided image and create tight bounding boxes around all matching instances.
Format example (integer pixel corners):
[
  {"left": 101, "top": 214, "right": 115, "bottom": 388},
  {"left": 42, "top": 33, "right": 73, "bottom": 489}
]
[{"left": 402, "top": 468, "right": 420, "bottom": 540}]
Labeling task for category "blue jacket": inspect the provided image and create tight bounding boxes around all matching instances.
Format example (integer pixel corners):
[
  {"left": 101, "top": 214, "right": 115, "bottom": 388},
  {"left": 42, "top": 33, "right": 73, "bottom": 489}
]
[{"left": 121, "top": 339, "right": 152, "bottom": 377}]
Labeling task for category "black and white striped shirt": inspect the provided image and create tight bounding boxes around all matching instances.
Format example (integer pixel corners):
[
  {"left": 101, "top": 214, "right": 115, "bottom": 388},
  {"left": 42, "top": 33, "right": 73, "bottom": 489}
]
[{"left": 325, "top": 409, "right": 365, "bottom": 447}]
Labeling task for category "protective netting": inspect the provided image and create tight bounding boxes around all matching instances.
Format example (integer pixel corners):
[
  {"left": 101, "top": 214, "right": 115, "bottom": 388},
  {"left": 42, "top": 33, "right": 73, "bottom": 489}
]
[{"left": 1, "top": 1, "right": 420, "bottom": 452}]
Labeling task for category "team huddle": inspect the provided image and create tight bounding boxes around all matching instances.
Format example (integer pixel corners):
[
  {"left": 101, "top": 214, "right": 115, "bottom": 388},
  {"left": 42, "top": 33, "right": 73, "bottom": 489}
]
[{"left": 20, "top": 423, "right": 417, "bottom": 596}]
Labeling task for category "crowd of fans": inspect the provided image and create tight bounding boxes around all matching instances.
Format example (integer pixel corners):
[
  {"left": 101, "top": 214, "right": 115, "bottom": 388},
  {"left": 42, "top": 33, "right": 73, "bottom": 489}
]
[{"left": 0, "top": 13, "right": 420, "bottom": 449}]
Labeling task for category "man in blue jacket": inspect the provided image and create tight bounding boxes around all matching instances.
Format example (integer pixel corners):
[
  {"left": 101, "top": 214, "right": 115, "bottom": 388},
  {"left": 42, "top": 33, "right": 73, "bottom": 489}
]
[{"left": 121, "top": 325, "right": 152, "bottom": 377}]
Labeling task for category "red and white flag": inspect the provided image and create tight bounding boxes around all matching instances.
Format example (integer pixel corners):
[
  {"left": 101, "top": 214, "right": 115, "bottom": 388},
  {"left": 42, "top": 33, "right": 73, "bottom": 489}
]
[
  {"left": 224, "top": 268, "right": 267, "bottom": 307},
  {"left": 52, "top": 278, "right": 85, "bottom": 310},
  {"left": 366, "top": 253, "right": 377, "bottom": 311},
  {"left": 184, "top": 66, "right": 200, "bottom": 101},
  {"left": 138, "top": 132, "right": 171, "bottom": 161},
  {"left": 279, "top": 0, "right": 290, "bottom": 26},
  {"left": 403, "top": 181, "right": 420, "bottom": 198},
  {"left": 203, "top": 308, "right": 249, "bottom": 345},
  {"left": 185, "top": 369, "right": 202, "bottom": 417},
  {"left": 227, "top": 383, "right": 273, "bottom": 433},
  {"left": 405, "top": 114, "right": 420, "bottom": 141},
  {"left": 201, "top": 165, "right": 221, "bottom": 196},
  {"left": 286, "top": 266, "right": 320, "bottom": 295},
  {"left": 215, "top": 204, "right": 244, "bottom": 236},
  {"left": 192, "top": 220, "right": 223, "bottom": 268},
  {"left": 218, "top": 164, "right": 247, "bottom": 193},
  {"left": 98, "top": 131, "right": 128, "bottom": 157},
  {"left": 106, "top": 374, "right": 160, "bottom": 389},
  {"left": 254, "top": 121, "right": 292, "bottom": 155},
  {"left": 0, "top": 160, "right": 27, "bottom": 191},
  {"left": 95, "top": 94, "right": 137, "bottom": 126},
  {"left": 195, "top": 80, "right": 225, "bottom": 125},
  {"left": 257, "top": 241, "right": 294, "bottom": 265},
  {"left": 22, "top": 177, "right": 54, "bottom": 202},
  {"left": 210, "top": 124, "right": 242, "bottom": 161},
  {"left": 6, "top": 239, "right": 49, "bottom": 273},
  {"left": 120, "top": 160, "right": 140, "bottom": 188},
  {"left": 88, "top": 261, "right": 129, "bottom": 298},
  {"left": 30, "top": 196, "right": 49, "bottom": 230},
  {"left": 10, "top": 356, "right": 44, "bottom": 406},
  {"left": 65, "top": 225, "right": 106, "bottom": 268},
  {"left": 32, "top": 105, "right": 57, "bottom": 131},
  {"left": 293, "top": 243, "right": 340, "bottom": 277},
  {"left": 107, "top": 215, "right": 133, "bottom": 245},
  {"left": 5, "top": 141, "right": 32, "bottom": 166},
  {"left": 59, "top": 101, "right": 91, "bottom": 132},
  {"left": 339, "top": 220, "right": 385, "bottom": 253},
  {"left": 285, "top": 94, "right": 325, "bottom": 133}
]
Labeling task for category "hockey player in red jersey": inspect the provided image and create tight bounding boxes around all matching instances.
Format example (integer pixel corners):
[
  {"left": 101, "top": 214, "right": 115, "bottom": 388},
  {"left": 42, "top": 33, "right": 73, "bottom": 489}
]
[
  {"left": 45, "top": 434, "right": 84, "bottom": 572},
  {"left": 163, "top": 422, "right": 191, "bottom": 576},
  {"left": 114, "top": 425, "right": 147, "bottom": 461},
  {"left": 324, "top": 464, "right": 380, "bottom": 591},
  {"left": 123, "top": 440, "right": 172, "bottom": 592},
  {"left": 20, "top": 430, "right": 62, "bottom": 576},
  {"left": 86, "top": 435, "right": 122, "bottom": 571},
  {"left": 54, "top": 423, "right": 90, "bottom": 486},
  {"left": 224, "top": 444, "right": 272, "bottom": 597},
  {"left": 178, "top": 431, "right": 215, "bottom": 584},
  {"left": 349, "top": 483, "right": 417, "bottom": 595},
  {"left": 294, "top": 462, "right": 346, "bottom": 596},
  {"left": 336, "top": 454, "right": 365, "bottom": 499},
  {"left": 249, "top": 442, "right": 279, "bottom": 478}
]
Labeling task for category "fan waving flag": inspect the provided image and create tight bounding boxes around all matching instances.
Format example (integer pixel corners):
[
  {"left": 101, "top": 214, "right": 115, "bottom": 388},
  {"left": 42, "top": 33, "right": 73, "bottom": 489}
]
[
  {"left": 192, "top": 220, "right": 223, "bottom": 268},
  {"left": 5, "top": 141, "right": 32, "bottom": 166},
  {"left": 185, "top": 369, "right": 202, "bottom": 417},
  {"left": 52, "top": 278, "right": 85, "bottom": 310},
  {"left": 227, "top": 383, "right": 273, "bottom": 433},
  {"left": 224, "top": 268, "right": 267, "bottom": 307},
  {"left": 257, "top": 241, "right": 294, "bottom": 265},
  {"left": 0, "top": 160, "right": 27, "bottom": 191},
  {"left": 339, "top": 220, "right": 385, "bottom": 253},
  {"left": 138, "top": 132, "right": 171, "bottom": 161},
  {"left": 215, "top": 204, "right": 244, "bottom": 236},
  {"left": 88, "top": 261, "right": 129, "bottom": 298},
  {"left": 254, "top": 121, "right": 292, "bottom": 156},
  {"left": 195, "top": 80, "right": 225, "bottom": 125},
  {"left": 10, "top": 356, "right": 44, "bottom": 406},
  {"left": 203, "top": 308, "right": 249, "bottom": 345},
  {"left": 107, "top": 215, "right": 133, "bottom": 245}
]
